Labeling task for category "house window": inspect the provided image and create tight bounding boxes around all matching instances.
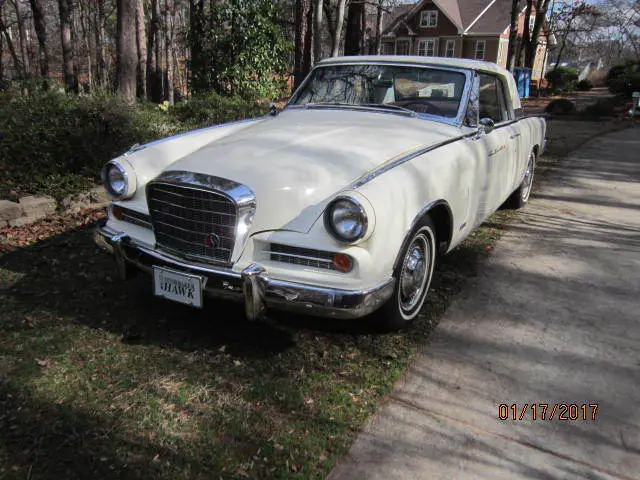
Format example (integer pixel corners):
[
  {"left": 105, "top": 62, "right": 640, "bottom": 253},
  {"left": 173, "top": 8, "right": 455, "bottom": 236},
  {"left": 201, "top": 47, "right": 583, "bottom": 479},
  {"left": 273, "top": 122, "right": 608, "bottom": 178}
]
[
  {"left": 420, "top": 10, "right": 438, "bottom": 28},
  {"left": 445, "top": 40, "right": 455, "bottom": 58},
  {"left": 395, "top": 39, "right": 410, "bottom": 55},
  {"left": 475, "top": 40, "right": 486, "bottom": 60},
  {"left": 417, "top": 39, "right": 436, "bottom": 56},
  {"left": 381, "top": 43, "right": 395, "bottom": 55}
]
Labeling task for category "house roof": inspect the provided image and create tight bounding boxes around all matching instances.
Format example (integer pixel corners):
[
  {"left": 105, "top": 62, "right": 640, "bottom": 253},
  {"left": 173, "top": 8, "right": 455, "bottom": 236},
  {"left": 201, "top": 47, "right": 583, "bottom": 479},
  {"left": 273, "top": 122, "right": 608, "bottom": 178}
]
[
  {"left": 382, "top": 0, "right": 527, "bottom": 36},
  {"left": 465, "top": 0, "right": 525, "bottom": 34}
]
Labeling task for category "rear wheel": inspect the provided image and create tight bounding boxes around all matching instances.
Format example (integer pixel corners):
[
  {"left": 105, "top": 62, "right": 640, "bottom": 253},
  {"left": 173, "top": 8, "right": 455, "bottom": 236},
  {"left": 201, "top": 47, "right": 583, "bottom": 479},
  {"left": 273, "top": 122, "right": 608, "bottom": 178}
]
[
  {"left": 374, "top": 218, "right": 437, "bottom": 330},
  {"left": 504, "top": 150, "right": 536, "bottom": 209}
]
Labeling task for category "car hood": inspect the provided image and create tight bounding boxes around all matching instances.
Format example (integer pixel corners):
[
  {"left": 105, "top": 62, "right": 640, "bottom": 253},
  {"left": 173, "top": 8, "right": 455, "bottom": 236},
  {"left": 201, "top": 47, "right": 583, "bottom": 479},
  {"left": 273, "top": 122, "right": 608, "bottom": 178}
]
[{"left": 165, "top": 108, "right": 461, "bottom": 232}]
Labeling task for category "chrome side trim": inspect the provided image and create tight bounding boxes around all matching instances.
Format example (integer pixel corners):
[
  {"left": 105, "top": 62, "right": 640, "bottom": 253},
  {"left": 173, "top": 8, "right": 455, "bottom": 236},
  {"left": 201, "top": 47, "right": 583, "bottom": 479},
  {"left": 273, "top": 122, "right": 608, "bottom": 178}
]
[
  {"left": 94, "top": 225, "right": 395, "bottom": 319},
  {"left": 349, "top": 133, "right": 473, "bottom": 189},
  {"left": 263, "top": 250, "right": 334, "bottom": 264}
]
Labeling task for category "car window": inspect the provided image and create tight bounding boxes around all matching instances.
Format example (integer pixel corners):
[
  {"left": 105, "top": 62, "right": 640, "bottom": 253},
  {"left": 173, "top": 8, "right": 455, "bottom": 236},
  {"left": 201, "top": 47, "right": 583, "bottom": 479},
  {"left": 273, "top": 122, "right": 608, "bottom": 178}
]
[
  {"left": 291, "top": 65, "right": 467, "bottom": 119},
  {"left": 478, "top": 73, "right": 507, "bottom": 123}
]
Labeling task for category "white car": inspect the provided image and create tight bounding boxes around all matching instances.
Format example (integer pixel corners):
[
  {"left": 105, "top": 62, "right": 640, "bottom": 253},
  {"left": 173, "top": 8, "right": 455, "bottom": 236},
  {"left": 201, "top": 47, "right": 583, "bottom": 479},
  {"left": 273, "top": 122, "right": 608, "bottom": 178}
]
[{"left": 95, "top": 56, "right": 546, "bottom": 329}]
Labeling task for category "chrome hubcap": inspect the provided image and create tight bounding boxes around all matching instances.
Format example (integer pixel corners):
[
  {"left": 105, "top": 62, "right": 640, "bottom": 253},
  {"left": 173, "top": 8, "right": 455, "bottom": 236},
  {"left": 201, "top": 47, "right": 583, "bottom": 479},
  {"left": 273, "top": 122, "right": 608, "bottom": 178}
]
[
  {"left": 521, "top": 153, "right": 535, "bottom": 202},
  {"left": 399, "top": 234, "right": 430, "bottom": 312}
]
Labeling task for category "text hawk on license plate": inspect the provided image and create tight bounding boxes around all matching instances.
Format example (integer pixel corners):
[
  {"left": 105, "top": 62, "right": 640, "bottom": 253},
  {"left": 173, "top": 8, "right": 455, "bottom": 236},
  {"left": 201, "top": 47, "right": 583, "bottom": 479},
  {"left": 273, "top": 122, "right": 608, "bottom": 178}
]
[{"left": 153, "top": 266, "right": 204, "bottom": 308}]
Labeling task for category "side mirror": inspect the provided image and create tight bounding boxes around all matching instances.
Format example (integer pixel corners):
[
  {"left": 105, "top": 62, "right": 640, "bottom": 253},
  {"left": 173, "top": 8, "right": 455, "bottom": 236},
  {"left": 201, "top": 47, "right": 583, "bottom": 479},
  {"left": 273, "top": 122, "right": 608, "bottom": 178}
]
[
  {"left": 479, "top": 117, "right": 495, "bottom": 135},
  {"left": 269, "top": 103, "right": 279, "bottom": 116}
]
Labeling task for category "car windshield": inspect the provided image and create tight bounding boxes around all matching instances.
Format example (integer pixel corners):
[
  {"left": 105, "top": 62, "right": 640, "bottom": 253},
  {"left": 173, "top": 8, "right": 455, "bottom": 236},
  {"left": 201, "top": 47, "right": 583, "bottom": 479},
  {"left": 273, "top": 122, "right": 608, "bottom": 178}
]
[{"left": 290, "top": 64, "right": 467, "bottom": 119}]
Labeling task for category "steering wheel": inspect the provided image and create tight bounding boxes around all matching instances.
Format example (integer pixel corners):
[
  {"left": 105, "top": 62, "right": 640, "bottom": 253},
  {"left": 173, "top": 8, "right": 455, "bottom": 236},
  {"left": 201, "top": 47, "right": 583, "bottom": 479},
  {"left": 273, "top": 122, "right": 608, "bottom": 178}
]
[{"left": 398, "top": 101, "right": 445, "bottom": 117}]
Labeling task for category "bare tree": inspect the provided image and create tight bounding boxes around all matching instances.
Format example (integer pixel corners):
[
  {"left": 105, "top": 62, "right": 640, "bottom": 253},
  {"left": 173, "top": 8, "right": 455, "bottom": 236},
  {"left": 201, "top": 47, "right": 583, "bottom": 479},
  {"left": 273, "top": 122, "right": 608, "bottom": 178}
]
[
  {"left": 28, "top": 0, "right": 48, "bottom": 77},
  {"left": 58, "top": 0, "right": 78, "bottom": 91},
  {"left": 312, "top": 0, "right": 323, "bottom": 61},
  {"left": 294, "top": 0, "right": 313, "bottom": 89},
  {"left": 116, "top": 0, "right": 137, "bottom": 102},
  {"left": 601, "top": 0, "right": 640, "bottom": 60},
  {"left": 329, "top": 0, "right": 347, "bottom": 57},
  {"left": 344, "top": 0, "right": 364, "bottom": 55},
  {"left": 164, "top": 0, "right": 174, "bottom": 103},
  {"left": 135, "top": 0, "right": 147, "bottom": 98},
  {"left": 525, "top": 0, "right": 552, "bottom": 68},
  {"left": 375, "top": 0, "right": 384, "bottom": 54},
  {"left": 506, "top": 0, "right": 521, "bottom": 71}
]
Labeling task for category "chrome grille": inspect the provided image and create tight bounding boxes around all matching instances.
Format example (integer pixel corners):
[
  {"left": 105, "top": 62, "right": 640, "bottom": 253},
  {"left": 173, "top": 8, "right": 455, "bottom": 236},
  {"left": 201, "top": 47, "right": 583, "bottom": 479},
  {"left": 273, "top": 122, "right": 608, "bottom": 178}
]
[
  {"left": 147, "top": 183, "right": 237, "bottom": 264},
  {"left": 267, "top": 244, "right": 337, "bottom": 271}
]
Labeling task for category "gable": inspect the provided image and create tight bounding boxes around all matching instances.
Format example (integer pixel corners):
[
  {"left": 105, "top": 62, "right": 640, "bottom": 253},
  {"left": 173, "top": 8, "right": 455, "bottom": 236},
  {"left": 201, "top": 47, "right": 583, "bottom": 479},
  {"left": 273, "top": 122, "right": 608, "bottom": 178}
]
[{"left": 382, "top": 0, "right": 464, "bottom": 35}]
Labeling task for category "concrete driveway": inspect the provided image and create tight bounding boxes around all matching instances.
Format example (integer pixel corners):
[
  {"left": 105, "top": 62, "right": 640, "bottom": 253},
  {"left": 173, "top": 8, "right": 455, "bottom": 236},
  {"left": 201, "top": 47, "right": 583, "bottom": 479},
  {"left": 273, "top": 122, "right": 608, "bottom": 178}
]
[{"left": 330, "top": 127, "right": 640, "bottom": 480}]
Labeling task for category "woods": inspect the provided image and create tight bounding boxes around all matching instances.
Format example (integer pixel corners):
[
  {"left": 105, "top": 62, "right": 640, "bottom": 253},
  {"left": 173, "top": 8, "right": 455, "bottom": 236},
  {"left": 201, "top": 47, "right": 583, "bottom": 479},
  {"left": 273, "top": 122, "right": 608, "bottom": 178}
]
[{"left": 0, "top": 0, "right": 410, "bottom": 100}]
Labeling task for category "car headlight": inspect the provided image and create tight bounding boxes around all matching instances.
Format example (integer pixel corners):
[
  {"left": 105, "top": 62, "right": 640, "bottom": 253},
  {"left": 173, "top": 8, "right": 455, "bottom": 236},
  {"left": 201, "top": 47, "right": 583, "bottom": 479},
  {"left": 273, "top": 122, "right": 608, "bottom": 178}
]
[
  {"left": 325, "top": 196, "right": 368, "bottom": 243},
  {"left": 102, "top": 159, "right": 136, "bottom": 199}
]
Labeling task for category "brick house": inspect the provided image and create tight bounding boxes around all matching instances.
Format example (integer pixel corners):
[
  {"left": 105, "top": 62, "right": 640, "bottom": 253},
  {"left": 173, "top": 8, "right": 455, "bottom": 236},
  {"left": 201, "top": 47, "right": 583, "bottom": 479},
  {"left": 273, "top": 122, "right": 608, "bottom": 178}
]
[{"left": 380, "top": 0, "right": 553, "bottom": 81}]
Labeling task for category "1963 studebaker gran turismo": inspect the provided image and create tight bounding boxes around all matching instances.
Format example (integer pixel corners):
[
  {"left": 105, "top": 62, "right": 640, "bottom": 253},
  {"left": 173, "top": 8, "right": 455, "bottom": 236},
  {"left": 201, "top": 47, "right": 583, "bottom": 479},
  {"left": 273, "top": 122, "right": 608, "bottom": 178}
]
[{"left": 95, "top": 56, "right": 546, "bottom": 329}]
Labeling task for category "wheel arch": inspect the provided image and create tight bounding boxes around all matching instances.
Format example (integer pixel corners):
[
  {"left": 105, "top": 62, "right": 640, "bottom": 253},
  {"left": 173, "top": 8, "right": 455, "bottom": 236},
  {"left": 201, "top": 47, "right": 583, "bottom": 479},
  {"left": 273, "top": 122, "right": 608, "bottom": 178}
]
[{"left": 392, "top": 200, "right": 453, "bottom": 272}]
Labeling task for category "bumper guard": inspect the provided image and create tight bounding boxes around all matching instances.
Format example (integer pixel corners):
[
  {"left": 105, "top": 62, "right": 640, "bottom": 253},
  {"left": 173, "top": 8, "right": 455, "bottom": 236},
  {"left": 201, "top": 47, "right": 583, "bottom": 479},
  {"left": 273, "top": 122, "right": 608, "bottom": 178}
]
[{"left": 94, "top": 224, "right": 394, "bottom": 320}]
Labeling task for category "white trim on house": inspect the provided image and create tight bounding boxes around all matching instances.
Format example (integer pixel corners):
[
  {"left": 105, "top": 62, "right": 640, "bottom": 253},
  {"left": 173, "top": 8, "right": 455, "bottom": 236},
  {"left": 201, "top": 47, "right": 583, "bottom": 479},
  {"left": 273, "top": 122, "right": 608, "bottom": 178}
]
[
  {"left": 417, "top": 38, "right": 438, "bottom": 56},
  {"left": 395, "top": 38, "right": 412, "bottom": 55},
  {"left": 445, "top": 39, "right": 456, "bottom": 58},
  {"left": 463, "top": 0, "right": 497, "bottom": 34},
  {"left": 474, "top": 40, "right": 486, "bottom": 60},
  {"left": 420, "top": 10, "right": 438, "bottom": 28}
]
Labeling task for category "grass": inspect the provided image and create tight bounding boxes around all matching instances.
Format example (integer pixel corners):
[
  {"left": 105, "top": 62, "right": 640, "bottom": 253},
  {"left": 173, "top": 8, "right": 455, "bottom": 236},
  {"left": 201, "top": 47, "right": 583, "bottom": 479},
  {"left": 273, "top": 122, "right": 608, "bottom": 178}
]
[{"left": 0, "top": 117, "right": 626, "bottom": 479}]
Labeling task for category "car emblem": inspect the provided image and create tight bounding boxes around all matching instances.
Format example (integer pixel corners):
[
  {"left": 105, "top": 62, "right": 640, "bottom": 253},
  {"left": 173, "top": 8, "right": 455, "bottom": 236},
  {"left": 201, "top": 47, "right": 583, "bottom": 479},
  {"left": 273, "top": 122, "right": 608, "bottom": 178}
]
[{"left": 204, "top": 233, "right": 220, "bottom": 249}]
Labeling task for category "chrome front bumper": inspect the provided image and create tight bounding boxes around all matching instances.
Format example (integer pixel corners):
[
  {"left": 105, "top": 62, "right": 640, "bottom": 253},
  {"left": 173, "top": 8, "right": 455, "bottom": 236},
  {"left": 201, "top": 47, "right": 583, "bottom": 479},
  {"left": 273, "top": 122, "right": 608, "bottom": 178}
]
[{"left": 93, "top": 224, "right": 394, "bottom": 320}]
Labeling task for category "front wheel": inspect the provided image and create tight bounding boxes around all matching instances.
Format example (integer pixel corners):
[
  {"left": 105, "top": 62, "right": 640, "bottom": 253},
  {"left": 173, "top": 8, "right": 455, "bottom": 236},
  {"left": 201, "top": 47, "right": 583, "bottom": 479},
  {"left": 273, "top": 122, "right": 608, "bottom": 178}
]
[
  {"left": 504, "top": 150, "right": 536, "bottom": 209},
  {"left": 374, "top": 218, "right": 437, "bottom": 330}
]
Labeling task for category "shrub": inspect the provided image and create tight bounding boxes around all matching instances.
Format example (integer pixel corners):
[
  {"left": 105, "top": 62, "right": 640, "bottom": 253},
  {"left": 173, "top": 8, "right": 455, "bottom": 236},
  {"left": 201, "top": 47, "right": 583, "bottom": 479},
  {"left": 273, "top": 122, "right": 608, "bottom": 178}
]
[
  {"left": 606, "top": 61, "right": 640, "bottom": 98},
  {"left": 544, "top": 98, "right": 576, "bottom": 115},
  {"left": 576, "top": 79, "right": 593, "bottom": 91},
  {"left": 168, "top": 91, "right": 268, "bottom": 127},
  {"left": 582, "top": 99, "right": 616, "bottom": 117},
  {"left": 0, "top": 90, "right": 267, "bottom": 200},
  {"left": 545, "top": 67, "right": 579, "bottom": 91}
]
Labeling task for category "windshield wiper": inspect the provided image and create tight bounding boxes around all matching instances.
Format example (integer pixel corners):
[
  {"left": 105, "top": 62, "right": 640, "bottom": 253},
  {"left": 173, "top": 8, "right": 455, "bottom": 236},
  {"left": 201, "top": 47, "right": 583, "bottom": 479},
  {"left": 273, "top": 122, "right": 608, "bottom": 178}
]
[{"left": 360, "top": 103, "right": 417, "bottom": 117}]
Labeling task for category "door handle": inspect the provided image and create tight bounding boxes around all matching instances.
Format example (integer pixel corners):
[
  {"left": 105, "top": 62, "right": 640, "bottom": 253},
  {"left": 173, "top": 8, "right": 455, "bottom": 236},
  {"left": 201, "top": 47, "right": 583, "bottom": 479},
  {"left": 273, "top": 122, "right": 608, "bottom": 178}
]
[{"left": 510, "top": 133, "right": 521, "bottom": 139}]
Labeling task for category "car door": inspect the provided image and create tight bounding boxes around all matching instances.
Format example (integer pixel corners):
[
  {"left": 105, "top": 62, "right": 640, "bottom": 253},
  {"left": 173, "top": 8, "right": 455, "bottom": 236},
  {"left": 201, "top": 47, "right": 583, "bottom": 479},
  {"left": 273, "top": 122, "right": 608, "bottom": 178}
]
[{"left": 472, "top": 73, "right": 513, "bottom": 222}]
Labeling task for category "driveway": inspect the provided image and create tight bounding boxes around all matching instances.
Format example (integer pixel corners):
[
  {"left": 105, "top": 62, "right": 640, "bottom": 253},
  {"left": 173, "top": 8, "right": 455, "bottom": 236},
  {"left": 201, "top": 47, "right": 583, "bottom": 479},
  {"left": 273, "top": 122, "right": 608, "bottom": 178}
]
[{"left": 330, "top": 127, "right": 640, "bottom": 479}]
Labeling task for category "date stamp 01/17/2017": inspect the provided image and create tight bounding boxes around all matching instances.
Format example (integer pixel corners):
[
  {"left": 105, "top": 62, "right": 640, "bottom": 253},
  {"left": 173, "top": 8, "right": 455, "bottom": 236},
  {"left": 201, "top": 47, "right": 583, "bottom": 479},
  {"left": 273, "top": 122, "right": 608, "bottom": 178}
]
[{"left": 498, "top": 403, "right": 599, "bottom": 421}]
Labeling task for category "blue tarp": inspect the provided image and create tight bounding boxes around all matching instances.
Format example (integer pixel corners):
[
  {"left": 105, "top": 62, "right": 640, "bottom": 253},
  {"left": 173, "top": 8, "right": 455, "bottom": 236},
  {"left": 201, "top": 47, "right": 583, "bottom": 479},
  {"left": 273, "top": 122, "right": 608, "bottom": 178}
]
[{"left": 513, "top": 67, "right": 532, "bottom": 98}]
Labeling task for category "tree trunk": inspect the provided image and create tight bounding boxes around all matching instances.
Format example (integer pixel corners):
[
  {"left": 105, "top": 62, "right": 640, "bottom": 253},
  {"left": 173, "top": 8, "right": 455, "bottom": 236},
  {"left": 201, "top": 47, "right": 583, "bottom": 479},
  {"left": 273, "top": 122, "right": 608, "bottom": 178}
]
[
  {"left": 135, "top": 0, "right": 147, "bottom": 98},
  {"left": 344, "top": 0, "right": 364, "bottom": 55},
  {"left": 330, "top": 0, "right": 347, "bottom": 57},
  {"left": 28, "top": 0, "right": 49, "bottom": 77},
  {"left": 116, "top": 0, "right": 137, "bottom": 102},
  {"left": 188, "top": 0, "right": 205, "bottom": 91},
  {"left": 375, "top": 0, "right": 384, "bottom": 54},
  {"left": 95, "top": 0, "right": 107, "bottom": 87},
  {"left": 0, "top": 10, "right": 24, "bottom": 77},
  {"left": 506, "top": 0, "right": 520, "bottom": 71},
  {"left": 147, "top": 0, "right": 158, "bottom": 100},
  {"left": 312, "top": 0, "right": 323, "bottom": 61},
  {"left": 517, "top": 0, "right": 533, "bottom": 66},
  {"left": 164, "top": 0, "right": 174, "bottom": 104},
  {"left": 13, "top": 0, "right": 31, "bottom": 76},
  {"left": 294, "top": 0, "right": 313, "bottom": 90},
  {"left": 58, "top": 0, "right": 77, "bottom": 91},
  {"left": 155, "top": 0, "right": 164, "bottom": 99},
  {"left": 525, "top": 0, "right": 550, "bottom": 69}
]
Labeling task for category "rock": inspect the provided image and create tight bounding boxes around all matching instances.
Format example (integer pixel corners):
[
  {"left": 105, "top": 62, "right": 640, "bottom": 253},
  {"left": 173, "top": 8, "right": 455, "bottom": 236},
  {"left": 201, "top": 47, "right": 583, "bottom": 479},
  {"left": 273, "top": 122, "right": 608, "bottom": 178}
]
[
  {"left": 19, "top": 195, "right": 56, "bottom": 220},
  {"left": 8, "top": 217, "right": 34, "bottom": 228},
  {"left": 0, "top": 200, "right": 22, "bottom": 222},
  {"left": 61, "top": 186, "right": 109, "bottom": 213}
]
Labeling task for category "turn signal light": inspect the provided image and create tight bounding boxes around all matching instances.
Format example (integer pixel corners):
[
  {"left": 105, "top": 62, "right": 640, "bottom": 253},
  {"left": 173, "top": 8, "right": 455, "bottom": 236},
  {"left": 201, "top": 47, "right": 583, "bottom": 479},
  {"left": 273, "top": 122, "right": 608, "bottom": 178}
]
[
  {"left": 332, "top": 253, "right": 353, "bottom": 273},
  {"left": 112, "top": 205, "right": 123, "bottom": 220}
]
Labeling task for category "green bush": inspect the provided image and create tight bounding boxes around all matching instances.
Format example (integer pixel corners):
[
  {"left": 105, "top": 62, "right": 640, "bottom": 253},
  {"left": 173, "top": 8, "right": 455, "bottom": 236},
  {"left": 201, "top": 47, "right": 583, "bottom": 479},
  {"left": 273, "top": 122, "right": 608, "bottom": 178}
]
[
  {"left": 576, "top": 79, "right": 593, "bottom": 91},
  {"left": 0, "top": 90, "right": 267, "bottom": 200},
  {"left": 582, "top": 99, "right": 616, "bottom": 117},
  {"left": 544, "top": 98, "right": 576, "bottom": 115},
  {"left": 606, "top": 61, "right": 640, "bottom": 98},
  {"left": 546, "top": 66, "right": 579, "bottom": 91}
]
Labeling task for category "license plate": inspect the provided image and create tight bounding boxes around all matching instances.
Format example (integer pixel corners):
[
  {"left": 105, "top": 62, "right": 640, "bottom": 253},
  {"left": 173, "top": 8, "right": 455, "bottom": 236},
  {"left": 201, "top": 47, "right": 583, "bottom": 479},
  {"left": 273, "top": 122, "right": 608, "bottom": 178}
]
[{"left": 153, "top": 266, "right": 204, "bottom": 308}]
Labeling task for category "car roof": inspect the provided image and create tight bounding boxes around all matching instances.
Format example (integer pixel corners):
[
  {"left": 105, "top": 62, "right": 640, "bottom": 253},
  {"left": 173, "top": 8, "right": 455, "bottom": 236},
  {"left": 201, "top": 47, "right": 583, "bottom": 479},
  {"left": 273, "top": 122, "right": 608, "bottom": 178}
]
[{"left": 317, "top": 55, "right": 510, "bottom": 77}]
